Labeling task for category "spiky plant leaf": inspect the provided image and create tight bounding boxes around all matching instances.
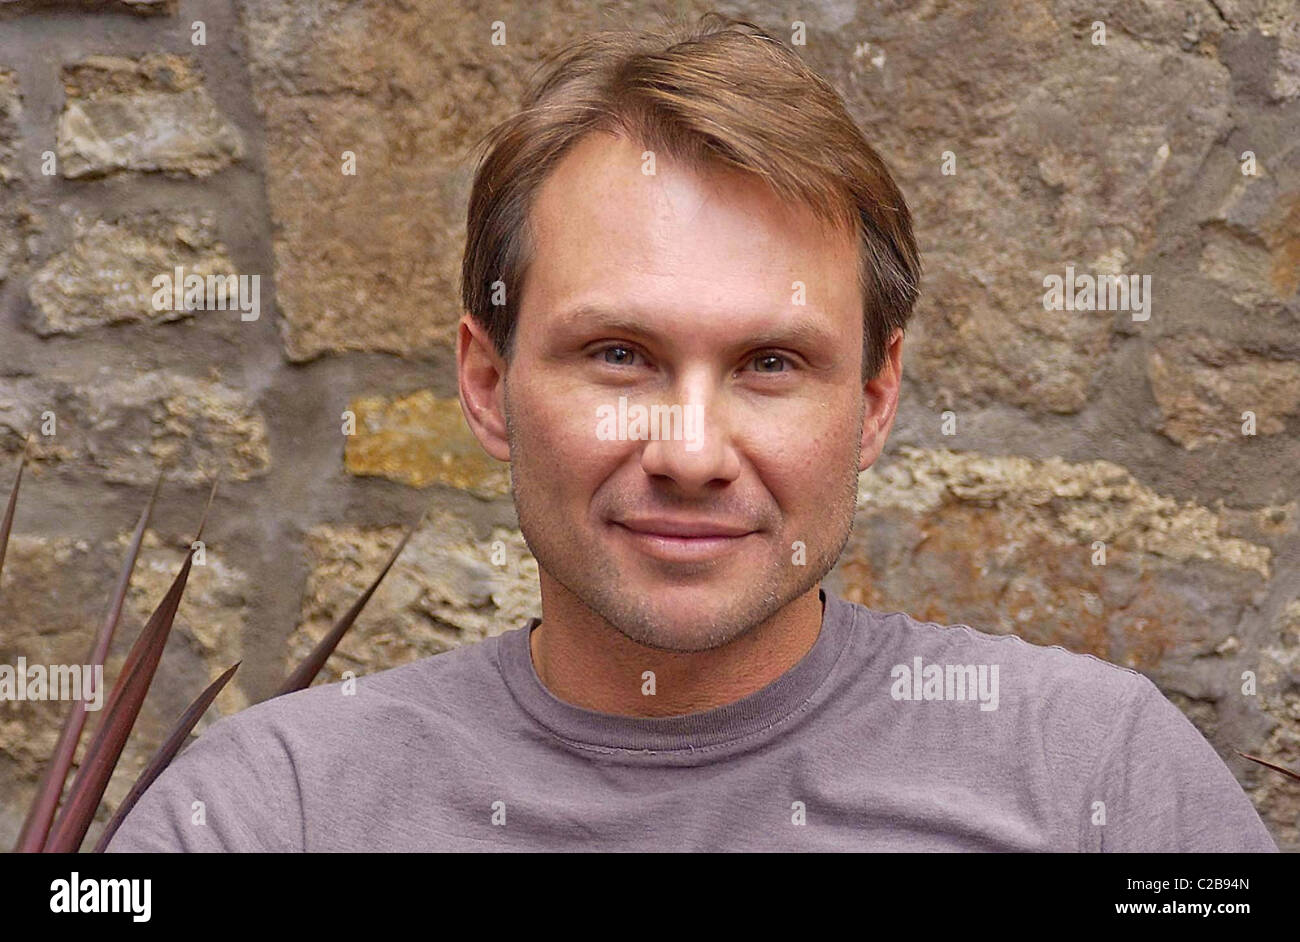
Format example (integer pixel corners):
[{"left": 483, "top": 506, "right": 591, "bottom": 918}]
[
  {"left": 42, "top": 480, "right": 216, "bottom": 853},
  {"left": 276, "top": 511, "right": 426, "bottom": 696},
  {"left": 14, "top": 473, "right": 164, "bottom": 853},
  {"left": 42, "top": 547, "right": 196, "bottom": 853},
  {"left": 1238, "top": 751, "right": 1300, "bottom": 782},
  {"left": 0, "top": 433, "right": 31, "bottom": 586},
  {"left": 93, "top": 661, "right": 240, "bottom": 852}
]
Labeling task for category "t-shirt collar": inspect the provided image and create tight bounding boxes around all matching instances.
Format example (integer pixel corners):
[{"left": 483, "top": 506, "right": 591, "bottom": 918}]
[{"left": 497, "top": 586, "right": 856, "bottom": 760}]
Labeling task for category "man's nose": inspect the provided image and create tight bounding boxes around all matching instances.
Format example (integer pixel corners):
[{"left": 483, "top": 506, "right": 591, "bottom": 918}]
[{"left": 638, "top": 389, "right": 741, "bottom": 490}]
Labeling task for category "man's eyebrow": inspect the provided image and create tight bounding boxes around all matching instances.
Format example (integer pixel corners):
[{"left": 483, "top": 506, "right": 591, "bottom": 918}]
[{"left": 553, "top": 303, "right": 841, "bottom": 351}]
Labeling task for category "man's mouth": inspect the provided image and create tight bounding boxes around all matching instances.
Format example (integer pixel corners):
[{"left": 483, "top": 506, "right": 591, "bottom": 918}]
[{"left": 609, "top": 518, "right": 757, "bottom": 563}]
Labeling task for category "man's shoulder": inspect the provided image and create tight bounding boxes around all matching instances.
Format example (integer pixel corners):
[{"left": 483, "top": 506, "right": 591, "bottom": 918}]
[
  {"left": 832, "top": 597, "right": 1277, "bottom": 851},
  {"left": 106, "top": 631, "right": 522, "bottom": 852},
  {"left": 838, "top": 596, "right": 1170, "bottom": 796},
  {"left": 839, "top": 596, "right": 1157, "bottom": 713},
  {"left": 199, "top": 628, "right": 515, "bottom": 746}
]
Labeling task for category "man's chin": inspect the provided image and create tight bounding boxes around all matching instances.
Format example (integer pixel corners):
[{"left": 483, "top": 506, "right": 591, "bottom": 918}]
[
  {"left": 612, "top": 621, "right": 746, "bottom": 654},
  {"left": 590, "top": 585, "right": 778, "bottom": 653}
]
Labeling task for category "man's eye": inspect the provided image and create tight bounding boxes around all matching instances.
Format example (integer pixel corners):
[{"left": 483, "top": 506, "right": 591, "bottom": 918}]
[
  {"left": 598, "top": 345, "right": 640, "bottom": 366},
  {"left": 749, "top": 353, "right": 792, "bottom": 373},
  {"left": 592, "top": 346, "right": 793, "bottom": 373}
]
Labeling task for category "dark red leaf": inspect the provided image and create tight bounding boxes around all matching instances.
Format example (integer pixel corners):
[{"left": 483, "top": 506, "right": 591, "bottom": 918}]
[
  {"left": 42, "top": 548, "right": 194, "bottom": 853},
  {"left": 276, "top": 511, "right": 425, "bottom": 696},
  {"left": 13, "top": 473, "right": 163, "bottom": 853},
  {"left": 1237, "top": 751, "right": 1300, "bottom": 782},
  {"left": 93, "top": 661, "right": 240, "bottom": 853},
  {"left": 42, "top": 480, "right": 216, "bottom": 853},
  {"left": 0, "top": 433, "right": 31, "bottom": 587}
]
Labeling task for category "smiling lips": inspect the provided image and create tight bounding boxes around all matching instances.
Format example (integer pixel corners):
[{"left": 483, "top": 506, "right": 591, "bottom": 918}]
[{"left": 611, "top": 517, "right": 756, "bottom": 562}]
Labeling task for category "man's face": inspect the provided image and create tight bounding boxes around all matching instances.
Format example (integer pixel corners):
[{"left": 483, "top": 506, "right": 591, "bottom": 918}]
[{"left": 461, "top": 130, "right": 900, "bottom": 652}]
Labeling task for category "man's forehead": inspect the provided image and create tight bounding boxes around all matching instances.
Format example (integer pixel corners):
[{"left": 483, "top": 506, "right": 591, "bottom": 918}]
[
  {"left": 525, "top": 131, "right": 859, "bottom": 310},
  {"left": 536, "top": 130, "right": 740, "bottom": 208},
  {"left": 531, "top": 130, "right": 850, "bottom": 251}
]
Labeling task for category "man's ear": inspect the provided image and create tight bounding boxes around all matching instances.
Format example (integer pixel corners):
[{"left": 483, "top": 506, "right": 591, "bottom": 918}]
[
  {"left": 858, "top": 327, "right": 904, "bottom": 472},
  {"left": 457, "top": 314, "right": 511, "bottom": 462}
]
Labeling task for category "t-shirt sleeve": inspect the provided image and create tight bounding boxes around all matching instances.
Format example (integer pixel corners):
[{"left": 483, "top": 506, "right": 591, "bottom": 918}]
[
  {"left": 1085, "top": 673, "right": 1278, "bottom": 852},
  {"left": 104, "top": 712, "right": 301, "bottom": 853}
]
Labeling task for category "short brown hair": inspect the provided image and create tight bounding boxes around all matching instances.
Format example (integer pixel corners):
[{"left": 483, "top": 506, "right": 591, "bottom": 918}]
[{"left": 461, "top": 12, "right": 921, "bottom": 381}]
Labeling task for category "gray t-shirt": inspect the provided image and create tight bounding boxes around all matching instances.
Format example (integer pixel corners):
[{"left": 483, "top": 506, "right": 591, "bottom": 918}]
[{"left": 106, "top": 587, "right": 1278, "bottom": 851}]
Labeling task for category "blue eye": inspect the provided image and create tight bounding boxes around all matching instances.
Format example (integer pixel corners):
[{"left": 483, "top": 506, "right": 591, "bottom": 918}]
[
  {"left": 592, "top": 345, "right": 794, "bottom": 374},
  {"left": 599, "top": 345, "right": 639, "bottom": 366},
  {"left": 750, "top": 353, "right": 791, "bottom": 373}
]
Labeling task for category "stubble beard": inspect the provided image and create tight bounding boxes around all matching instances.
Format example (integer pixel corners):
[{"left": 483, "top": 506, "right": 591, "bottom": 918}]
[{"left": 504, "top": 382, "right": 862, "bottom": 653}]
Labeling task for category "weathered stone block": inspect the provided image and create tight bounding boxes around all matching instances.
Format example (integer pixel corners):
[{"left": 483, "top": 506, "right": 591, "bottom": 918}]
[
  {"left": 1147, "top": 336, "right": 1300, "bottom": 450},
  {"left": 0, "top": 68, "right": 24, "bottom": 283},
  {"left": 236, "top": 0, "right": 580, "bottom": 360},
  {"left": 56, "top": 54, "right": 243, "bottom": 178},
  {"left": 287, "top": 512, "right": 540, "bottom": 684},
  {"left": 28, "top": 212, "right": 241, "bottom": 336},
  {"left": 0, "top": 372, "right": 271, "bottom": 485},
  {"left": 344, "top": 389, "right": 510, "bottom": 497}
]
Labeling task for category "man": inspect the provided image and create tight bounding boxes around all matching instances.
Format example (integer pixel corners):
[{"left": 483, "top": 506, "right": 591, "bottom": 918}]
[{"left": 108, "top": 13, "right": 1277, "bottom": 852}]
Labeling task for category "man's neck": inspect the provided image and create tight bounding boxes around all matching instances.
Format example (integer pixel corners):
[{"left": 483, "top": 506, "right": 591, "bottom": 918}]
[{"left": 527, "top": 586, "right": 826, "bottom": 717}]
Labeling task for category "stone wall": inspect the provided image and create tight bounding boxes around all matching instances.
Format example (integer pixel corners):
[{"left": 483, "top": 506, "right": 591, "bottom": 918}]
[{"left": 0, "top": 0, "right": 1297, "bottom": 850}]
